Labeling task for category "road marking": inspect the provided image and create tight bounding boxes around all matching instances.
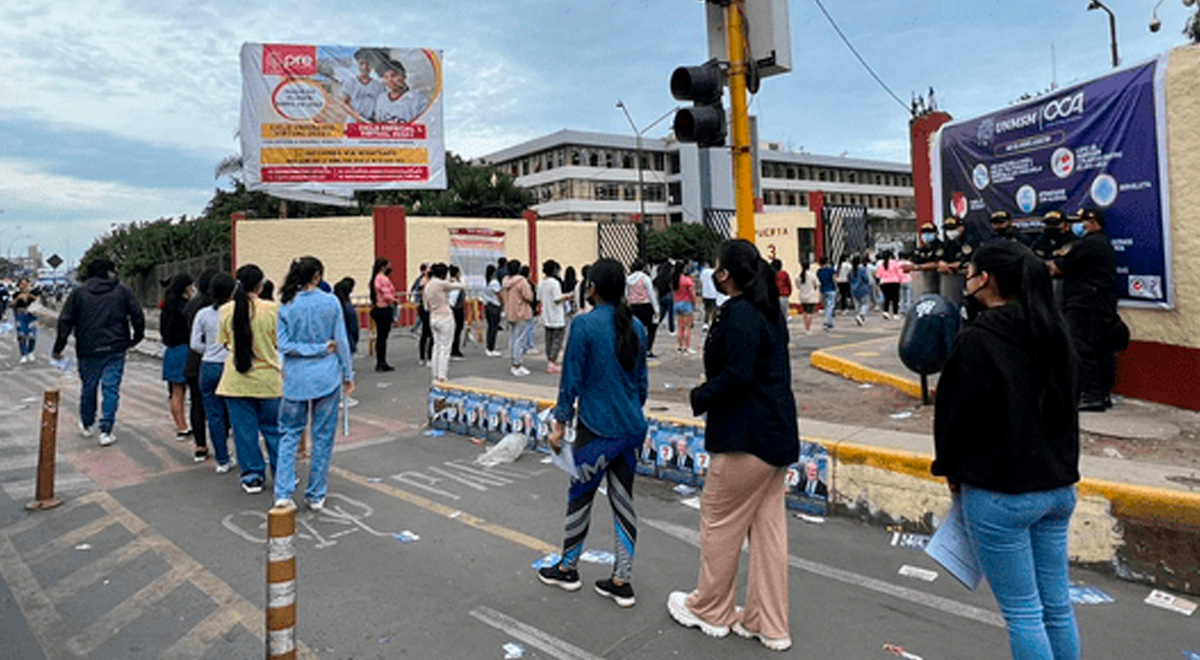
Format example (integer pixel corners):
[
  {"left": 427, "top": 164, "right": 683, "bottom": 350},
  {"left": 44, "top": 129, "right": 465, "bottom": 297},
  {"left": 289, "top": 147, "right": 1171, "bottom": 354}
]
[
  {"left": 44, "top": 537, "right": 151, "bottom": 602},
  {"left": 64, "top": 565, "right": 193, "bottom": 657},
  {"left": 159, "top": 606, "right": 245, "bottom": 660},
  {"left": 643, "top": 518, "right": 1005, "bottom": 629},
  {"left": 469, "top": 606, "right": 604, "bottom": 660}
]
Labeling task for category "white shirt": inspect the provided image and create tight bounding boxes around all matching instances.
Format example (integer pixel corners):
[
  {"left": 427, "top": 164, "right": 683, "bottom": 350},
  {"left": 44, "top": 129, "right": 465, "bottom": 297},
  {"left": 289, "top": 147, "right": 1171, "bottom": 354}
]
[
  {"left": 341, "top": 75, "right": 385, "bottom": 121},
  {"left": 375, "top": 89, "right": 429, "bottom": 123},
  {"left": 538, "top": 278, "right": 567, "bottom": 328},
  {"left": 700, "top": 267, "right": 717, "bottom": 300}
]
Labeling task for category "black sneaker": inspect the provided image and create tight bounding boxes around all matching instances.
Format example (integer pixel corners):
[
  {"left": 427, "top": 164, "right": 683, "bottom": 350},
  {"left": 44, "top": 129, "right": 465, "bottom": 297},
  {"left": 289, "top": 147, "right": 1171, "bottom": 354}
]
[
  {"left": 536, "top": 565, "right": 581, "bottom": 591},
  {"left": 594, "top": 578, "right": 635, "bottom": 608},
  {"left": 241, "top": 478, "right": 264, "bottom": 494},
  {"left": 375, "top": 364, "right": 395, "bottom": 372}
]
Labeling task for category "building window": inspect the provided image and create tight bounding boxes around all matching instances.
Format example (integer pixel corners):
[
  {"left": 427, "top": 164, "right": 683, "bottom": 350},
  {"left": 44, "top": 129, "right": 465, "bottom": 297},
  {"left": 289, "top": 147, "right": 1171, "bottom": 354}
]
[
  {"left": 799, "top": 194, "right": 807, "bottom": 207},
  {"left": 595, "top": 182, "right": 621, "bottom": 200},
  {"left": 668, "top": 153, "right": 681, "bottom": 174},
  {"left": 653, "top": 153, "right": 664, "bottom": 171},
  {"left": 589, "top": 152, "right": 599, "bottom": 167},
  {"left": 670, "top": 212, "right": 683, "bottom": 225},
  {"left": 818, "top": 170, "right": 827, "bottom": 182},
  {"left": 668, "top": 181, "right": 682, "bottom": 205}
]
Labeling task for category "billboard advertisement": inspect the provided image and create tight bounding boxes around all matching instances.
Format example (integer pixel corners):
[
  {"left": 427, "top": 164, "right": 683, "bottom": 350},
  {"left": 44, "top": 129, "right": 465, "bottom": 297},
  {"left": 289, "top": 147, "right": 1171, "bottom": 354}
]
[
  {"left": 932, "top": 55, "right": 1172, "bottom": 308},
  {"left": 240, "top": 43, "right": 446, "bottom": 192}
]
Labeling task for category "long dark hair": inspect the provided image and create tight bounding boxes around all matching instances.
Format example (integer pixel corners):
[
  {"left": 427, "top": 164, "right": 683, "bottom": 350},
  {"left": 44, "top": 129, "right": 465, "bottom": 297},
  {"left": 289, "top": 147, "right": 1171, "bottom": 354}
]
[
  {"left": 881, "top": 250, "right": 893, "bottom": 270},
  {"left": 562, "top": 266, "right": 577, "bottom": 294},
  {"left": 281, "top": 256, "right": 324, "bottom": 305},
  {"left": 799, "top": 260, "right": 810, "bottom": 285},
  {"left": 209, "top": 273, "right": 236, "bottom": 309},
  {"left": 333, "top": 277, "right": 355, "bottom": 305},
  {"left": 718, "top": 239, "right": 780, "bottom": 324},
  {"left": 485, "top": 264, "right": 497, "bottom": 284},
  {"left": 369, "top": 257, "right": 389, "bottom": 306},
  {"left": 163, "top": 273, "right": 193, "bottom": 311},
  {"left": 233, "top": 264, "right": 265, "bottom": 374},
  {"left": 589, "top": 258, "right": 641, "bottom": 372},
  {"left": 971, "top": 241, "right": 1076, "bottom": 383}
]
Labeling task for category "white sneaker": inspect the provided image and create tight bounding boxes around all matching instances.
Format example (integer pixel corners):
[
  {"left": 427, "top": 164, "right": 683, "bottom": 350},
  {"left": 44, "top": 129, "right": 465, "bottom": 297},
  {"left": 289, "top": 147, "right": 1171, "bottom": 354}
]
[
  {"left": 667, "top": 591, "right": 729, "bottom": 638},
  {"left": 344, "top": 397, "right": 360, "bottom": 409},
  {"left": 215, "top": 461, "right": 234, "bottom": 474},
  {"left": 78, "top": 421, "right": 94, "bottom": 438},
  {"left": 307, "top": 497, "right": 325, "bottom": 511},
  {"left": 18, "top": 354, "right": 27, "bottom": 364},
  {"left": 98, "top": 432, "right": 116, "bottom": 446},
  {"left": 511, "top": 366, "right": 530, "bottom": 377},
  {"left": 485, "top": 350, "right": 502, "bottom": 357},
  {"left": 526, "top": 348, "right": 540, "bottom": 356},
  {"left": 272, "top": 498, "right": 295, "bottom": 510},
  {"left": 27, "top": 354, "right": 34, "bottom": 363},
  {"left": 732, "top": 621, "right": 793, "bottom": 651},
  {"left": 882, "top": 311, "right": 891, "bottom": 320}
]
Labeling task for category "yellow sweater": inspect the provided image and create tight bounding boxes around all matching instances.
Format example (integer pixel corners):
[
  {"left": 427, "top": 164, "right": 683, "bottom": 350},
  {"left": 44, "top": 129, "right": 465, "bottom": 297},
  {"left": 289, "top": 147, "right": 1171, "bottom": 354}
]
[{"left": 216, "top": 299, "right": 282, "bottom": 398}]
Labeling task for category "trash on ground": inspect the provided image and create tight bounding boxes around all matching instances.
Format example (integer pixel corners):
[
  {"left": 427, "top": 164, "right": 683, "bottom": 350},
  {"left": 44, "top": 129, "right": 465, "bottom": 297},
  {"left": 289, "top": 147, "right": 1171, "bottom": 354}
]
[
  {"left": 898, "top": 565, "right": 938, "bottom": 582},
  {"left": 579, "top": 549, "right": 616, "bottom": 564},
  {"left": 890, "top": 531, "right": 931, "bottom": 550},
  {"left": 539, "top": 455, "right": 554, "bottom": 464},
  {"left": 394, "top": 530, "right": 420, "bottom": 544},
  {"left": 366, "top": 477, "right": 382, "bottom": 483},
  {"left": 423, "top": 429, "right": 446, "bottom": 437},
  {"left": 1145, "top": 589, "right": 1197, "bottom": 616},
  {"left": 0, "top": 322, "right": 12, "bottom": 335},
  {"left": 673, "top": 483, "right": 697, "bottom": 496},
  {"left": 889, "top": 411, "right": 914, "bottom": 420},
  {"left": 50, "top": 357, "right": 71, "bottom": 372},
  {"left": 596, "top": 482, "right": 607, "bottom": 496},
  {"left": 21, "top": 397, "right": 37, "bottom": 403},
  {"left": 796, "top": 513, "right": 825, "bottom": 524},
  {"left": 470, "top": 436, "right": 486, "bottom": 445},
  {"left": 502, "top": 642, "right": 526, "bottom": 659},
  {"left": 449, "top": 511, "right": 462, "bottom": 519},
  {"left": 1182, "top": 650, "right": 1200, "bottom": 660},
  {"left": 679, "top": 497, "right": 702, "bottom": 510},
  {"left": 379, "top": 636, "right": 390, "bottom": 644},
  {"left": 476, "top": 433, "right": 527, "bottom": 467},
  {"left": 73, "top": 543, "right": 93, "bottom": 551},
  {"left": 1069, "top": 583, "right": 1114, "bottom": 605},
  {"left": 1102, "top": 447, "right": 1126, "bottom": 460},
  {"left": 531, "top": 553, "right": 562, "bottom": 569},
  {"left": 882, "top": 644, "right": 924, "bottom": 659},
  {"left": 663, "top": 382, "right": 674, "bottom": 389},
  {"left": 376, "top": 382, "right": 391, "bottom": 388},
  {"left": 859, "top": 383, "right": 874, "bottom": 389}
]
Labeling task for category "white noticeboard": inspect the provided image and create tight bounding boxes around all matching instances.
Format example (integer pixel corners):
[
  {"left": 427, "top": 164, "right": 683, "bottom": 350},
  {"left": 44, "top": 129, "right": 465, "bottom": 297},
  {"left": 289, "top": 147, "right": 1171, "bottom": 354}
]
[{"left": 706, "top": 0, "right": 792, "bottom": 77}]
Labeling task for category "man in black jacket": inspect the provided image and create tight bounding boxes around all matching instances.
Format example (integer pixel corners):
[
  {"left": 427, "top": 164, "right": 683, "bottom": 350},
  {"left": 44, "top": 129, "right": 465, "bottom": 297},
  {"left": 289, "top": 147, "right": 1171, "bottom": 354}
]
[
  {"left": 1050, "top": 209, "right": 1119, "bottom": 412},
  {"left": 53, "top": 259, "right": 145, "bottom": 446}
]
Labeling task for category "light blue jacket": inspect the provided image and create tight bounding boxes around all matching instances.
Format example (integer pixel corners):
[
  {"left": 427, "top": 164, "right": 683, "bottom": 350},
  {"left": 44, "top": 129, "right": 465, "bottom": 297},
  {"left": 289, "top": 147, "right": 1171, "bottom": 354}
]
[{"left": 278, "top": 289, "right": 354, "bottom": 401}]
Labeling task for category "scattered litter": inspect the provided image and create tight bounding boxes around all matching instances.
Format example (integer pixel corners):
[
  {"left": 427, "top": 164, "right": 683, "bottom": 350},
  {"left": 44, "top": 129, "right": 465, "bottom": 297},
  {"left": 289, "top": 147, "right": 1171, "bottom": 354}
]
[
  {"left": 0, "top": 322, "right": 12, "bottom": 335},
  {"left": 898, "top": 565, "right": 938, "bottom": 582},
  {"left": 379, "top": 636, "right": 390, "bottom": 644},
  {"left": 476, "top": 433, "right": 526, "bottom": 467},
  {"left": 502, "top": 642, "right": 526, "bottom": 659},
  {"left": 1145, "top": 589, "right": 1197, "bottom": 616},
  {"left": 1182, "top": 650, "right": 1200, "bottom": 660},
  {"left": 394, "top": 530, "right": 421, "bottom": 544},
  {"left": 423, "top": 429, "right": 446, "bottom": 437},
  {"left": 859, "top": 383, "right": 874, "bottom": 389},
  {"left": 531, "top": 553, "right": 562, "bottom": 569},
  {"left": 20, "top": 397, "right": 37, "bottom": 403},
  {"left": 1069, "top": 584, "right": 1114, "bottom": 605},
  {"left": 679, "top": 496, "right": 702, "bottom": 510},
  {"left": 539, "top": 455, "right": 554, "bottom": 464},
  {"left": 50, "top": 356, "right": 71, "bottom": 372},
  {"left": 376, "top": 382, "right": 391, "bottom": 388},
  {"left": 366, "top": 477, "right": 382, "bottom": 483},
  {"left": 795, "top": 513, "right": 825, "bottom": 524},
  {"left": 882, "top": 644, "right": 924, "bottom": 660},
  {"left": 449, "top": 511, "right": 462, "bottom": 519},
  {"left": 73, "top": 543, "right": 93, "bottom": 551},
  {"left": 663, "top": 383, "right": 674, "bottom": 389},
  {"left": 1102, "top": 447, "right": 1126, "bottom": 460},
  {"left": 470, "top": 436, "right": 486, "bottom": 446},
  {"left": 673, "top": 483, "right": 697, "bottom": 496},
  {"left": 889, "top": 412, "right": 914, "bottom": 420},
  {"left": 890, "top": 531, "right": 931, "bottom": 550},
  {"left": 580, "top": 549, "right": 616, "bottom": 564}
]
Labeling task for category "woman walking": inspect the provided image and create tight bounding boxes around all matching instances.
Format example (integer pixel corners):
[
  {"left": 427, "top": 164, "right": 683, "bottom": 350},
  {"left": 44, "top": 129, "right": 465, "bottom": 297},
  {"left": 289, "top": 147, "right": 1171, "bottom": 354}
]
[
  {"left": 625, "top": 260, "right": 659, "bottom": 359},
  {"left": 875, "top": 250, "right": 904, "bottom": 319},
  {"left": 369, "top": 258, "right": 398, "bottom": 372},
  {"left": 183, "top": 270, "right": 217, "bottom": 461},
  {"left": 673, "top": 263, "right": 697, "bottom": 354},
  {"left": 538, "top": 260, "right": 569, "bottom": 373},
  {"left": 537, "top": 258, "right": 648, "bottom": 608},
  {"left": 274, "top": 256, "right": 355, "bottom": 510},
  {"left": 190, "top": 273, "right": 236, "bottom": 473},
  {"left": 423, "top": 263, "right": 464, "bottom": 383},
  {"left": 667, "top": 239, "right": 798, "bottom": 652},
  {"left": 795, "top": 261, "right": 819, "bottom": 335},
  {"left": 217, "top": 264, "right": 283, "bottom": 495},
  {"left": 850, "top": 256, "right": 874, "bottom": 326},
  {"left": 12, "top": 277, "right": 39, "bottom": 364},
  {"left": 481, "top": 264, "right": 503, "bottom": 357},
  {"left": 161, "top": 274, "right": 195, "bottom": 439},
  {"left": 933, "top": 240, "right": 1080, "bottom": 660}
]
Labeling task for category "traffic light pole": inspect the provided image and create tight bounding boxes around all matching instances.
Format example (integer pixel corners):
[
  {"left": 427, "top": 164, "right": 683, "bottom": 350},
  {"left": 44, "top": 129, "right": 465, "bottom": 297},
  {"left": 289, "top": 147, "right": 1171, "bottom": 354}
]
[{"left": 726, "top": 0, "right": 756, "bottom": 242}]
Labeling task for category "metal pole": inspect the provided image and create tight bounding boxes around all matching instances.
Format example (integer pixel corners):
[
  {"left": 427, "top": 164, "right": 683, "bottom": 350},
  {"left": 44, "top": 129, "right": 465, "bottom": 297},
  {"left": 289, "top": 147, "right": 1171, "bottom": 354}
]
[
  {"left": 635, "top": 133, "right": 647, "bottom": 260},
  {"left": 26, "top": 389, "right": 62, "bottom": 511},
  {"left": 726, "top": 0, "right": 756, "bottom": 241},
  {"left": 1107, "top": 9, "right": 1119, "bottom": 68},
  {"left": 266, "top": 503, "right": 297, "bottom": 660}
]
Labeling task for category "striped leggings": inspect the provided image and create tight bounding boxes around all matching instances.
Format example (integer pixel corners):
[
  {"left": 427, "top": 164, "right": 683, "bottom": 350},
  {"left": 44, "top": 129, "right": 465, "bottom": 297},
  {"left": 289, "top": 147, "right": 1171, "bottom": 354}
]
[{"left": 560, "top": 431, "right": 639, "bottom": 581}]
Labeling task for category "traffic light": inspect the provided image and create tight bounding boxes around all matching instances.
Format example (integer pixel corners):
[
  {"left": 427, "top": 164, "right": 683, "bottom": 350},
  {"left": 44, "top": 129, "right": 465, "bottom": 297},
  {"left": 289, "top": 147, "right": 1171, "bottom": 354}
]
[{"left": 670, "top": 60, "right": 726, "bottom": 148}]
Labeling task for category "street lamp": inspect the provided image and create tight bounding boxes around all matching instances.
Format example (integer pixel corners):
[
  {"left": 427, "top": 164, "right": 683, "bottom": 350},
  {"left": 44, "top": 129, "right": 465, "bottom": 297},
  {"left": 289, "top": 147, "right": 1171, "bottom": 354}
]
[
  {"left": 1088, "top": 0, "right": 1120, "bottom": 68},
  {"left": 615, "top": 100, "right": 680, "bottom": 260}
]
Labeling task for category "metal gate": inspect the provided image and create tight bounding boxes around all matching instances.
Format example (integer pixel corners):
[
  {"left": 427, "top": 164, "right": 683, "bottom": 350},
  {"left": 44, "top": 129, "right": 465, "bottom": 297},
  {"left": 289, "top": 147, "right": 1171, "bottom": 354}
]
[
  {"left": 702, "top": 209, "right": 735, "bottom": 240},
  {"left": 822, "top": 205, "right": 870, "bottom": 265},
  {"left": 597, "top": 221, "right": 641, "bottom": 267}
]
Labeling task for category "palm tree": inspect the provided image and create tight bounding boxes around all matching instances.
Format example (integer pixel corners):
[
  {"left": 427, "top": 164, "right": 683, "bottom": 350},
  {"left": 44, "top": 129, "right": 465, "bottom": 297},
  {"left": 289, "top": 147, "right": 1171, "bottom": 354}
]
[{"left": 215, "top": 154, "right": 244, "bottom": 184}]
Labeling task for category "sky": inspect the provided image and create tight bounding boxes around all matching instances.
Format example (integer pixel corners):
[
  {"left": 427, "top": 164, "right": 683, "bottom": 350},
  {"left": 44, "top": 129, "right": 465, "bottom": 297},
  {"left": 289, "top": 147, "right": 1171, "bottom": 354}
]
[{"left": 0, "top": 0, "right": 1193, "bottom": 269}]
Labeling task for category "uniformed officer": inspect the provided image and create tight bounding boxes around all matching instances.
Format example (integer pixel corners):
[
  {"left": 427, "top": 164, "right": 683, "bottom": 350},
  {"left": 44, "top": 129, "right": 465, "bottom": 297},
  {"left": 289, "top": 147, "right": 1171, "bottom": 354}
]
[
  {"left": 910, "top": 221, "right": 942, "bottom": 296},
  {"left": 1031, "top": 210, "right": 1074, "bottom": 259},
  {"left": 937, "top": 217, "right": 970, "bottom": 309},
  {"left": 988, "top": 210, "right": 1024, "bottom": 244},
  {"left": 1049, "top": 209, "right": 1119, "bottom": 412}
]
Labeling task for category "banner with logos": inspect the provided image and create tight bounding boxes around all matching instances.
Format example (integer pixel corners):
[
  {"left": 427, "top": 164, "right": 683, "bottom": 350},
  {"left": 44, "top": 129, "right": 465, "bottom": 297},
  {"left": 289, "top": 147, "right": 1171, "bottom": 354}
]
[
  {"left": 932, "top": 56, "right": 1172, "bottom": 308},
  {"left": 240, "top": 43, "right": 446, "bottom": 192}
]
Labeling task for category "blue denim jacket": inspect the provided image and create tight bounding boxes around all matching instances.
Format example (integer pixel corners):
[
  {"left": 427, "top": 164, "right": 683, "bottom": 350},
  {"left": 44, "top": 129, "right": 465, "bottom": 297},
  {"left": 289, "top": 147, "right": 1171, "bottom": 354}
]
[
  {"left": 553, "top": 304, "right": 648, "bottom": 439},
  {"left": 278, "top": 289, "right": 354, "bottom": 401}
]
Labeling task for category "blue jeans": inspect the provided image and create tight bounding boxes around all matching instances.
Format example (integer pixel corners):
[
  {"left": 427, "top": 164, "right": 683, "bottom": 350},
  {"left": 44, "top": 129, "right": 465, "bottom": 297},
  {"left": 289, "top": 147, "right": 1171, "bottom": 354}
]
[
  {"left": 821, "top": 291, "right": 836, "bottom": 328},
  {"left": 962, "top": 484, "right": 1079, "bottom": 660},
  {"left": 78, "top": 353, "right": 126, "bottom": 433},
  {"left": 226, "top": 397, "right": 282, "bottom": 484},
  {"left": 659, "top": 293, "right": 675, "bottom": 333},
  {"left": 276, "top": 389, "right": 341, "bottom": 502},
  {"left": 15, "top": 311, "right": 36, "bottom": 355},
  {"left": 198, "top": 362, "right": 231, "bottom": 466}
]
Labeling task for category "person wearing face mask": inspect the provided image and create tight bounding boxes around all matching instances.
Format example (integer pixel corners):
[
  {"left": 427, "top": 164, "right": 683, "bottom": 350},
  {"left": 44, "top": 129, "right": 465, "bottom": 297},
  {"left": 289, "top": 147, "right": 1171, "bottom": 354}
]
[
  {"left": 934, "top": 239, "right": 1081, "bottom": 660},
  {"left": 987, "top": 210, "right": 1024, "bottom": 244},
  {"left": 369, "top": 258, "right": 399, "bottom": 372},
  {"left": 1031, "top": 211, "right": 1074, "bottom": 260},
  {"left": 910, "top": 221, "right": 942, "bottom": 296},
  {"left": 1048, "top": 209, "right": 1118, "bottom": 412},
  {"left": 937, "top": 217, "right": 970, "bottom": 310}
]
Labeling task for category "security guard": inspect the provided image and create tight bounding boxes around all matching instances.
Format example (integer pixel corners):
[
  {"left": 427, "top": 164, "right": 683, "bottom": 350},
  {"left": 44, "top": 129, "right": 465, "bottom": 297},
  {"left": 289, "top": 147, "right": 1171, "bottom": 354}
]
[
  {"left": 1050, "top": 209, "right": 1119, "bottom": 412},
  {"left": 911, "top": 221, "right": 942, "bottom": 296},
  {"left": 937, "top": 217, "right": 970, "bottom": 309},
  {"left": 1031, "top": 210, "right": 1074, "bottom": 259},
  {"left": 988, "top": 210, "right": 1025, "bottom": 244}
]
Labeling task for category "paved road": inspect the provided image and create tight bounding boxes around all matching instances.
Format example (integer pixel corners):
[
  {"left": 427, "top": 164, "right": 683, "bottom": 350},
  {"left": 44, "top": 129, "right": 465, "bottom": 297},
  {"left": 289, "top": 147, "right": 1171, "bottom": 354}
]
[{"left": 0, "top": 329, "right": 1197, "bottom": 659}]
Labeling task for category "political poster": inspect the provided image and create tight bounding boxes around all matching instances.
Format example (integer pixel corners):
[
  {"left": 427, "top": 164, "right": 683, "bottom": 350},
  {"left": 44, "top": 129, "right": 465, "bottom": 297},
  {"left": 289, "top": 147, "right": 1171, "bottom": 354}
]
[
  {"left": 240, "top": 43, "right": 446, "bottom": 192},
  {"left": 932, "top": 55, "right": 1172, "bottom": 308},
  {"left": 786, "top": 442, "right": 830, "bottom": 515}
]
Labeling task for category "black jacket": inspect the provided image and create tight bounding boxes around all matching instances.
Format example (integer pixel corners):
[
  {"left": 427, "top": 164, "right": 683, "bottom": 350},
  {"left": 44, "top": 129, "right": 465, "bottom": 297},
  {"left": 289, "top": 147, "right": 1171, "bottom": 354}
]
[
  {"left": 53, "top": 277, "right": 145, "bottom": 359},
  {"left": 1055, "top": 231, "right": 1117, "bottom": 311},
  {"left": 932, "top": 302, "right": 1079, "bottom": 494},
  {"left": 690, "top": 297, "right": 799, "bottom": 467}
]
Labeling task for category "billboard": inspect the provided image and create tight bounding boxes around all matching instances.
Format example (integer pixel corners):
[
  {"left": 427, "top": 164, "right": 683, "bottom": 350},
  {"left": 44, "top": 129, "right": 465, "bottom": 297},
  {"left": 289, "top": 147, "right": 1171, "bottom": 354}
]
[
  {"left": 239, "top": 43, "right": 446, "bottom": 192},
  {"left": 932, "top": 55, "right": 1172, "bottom": 308}
]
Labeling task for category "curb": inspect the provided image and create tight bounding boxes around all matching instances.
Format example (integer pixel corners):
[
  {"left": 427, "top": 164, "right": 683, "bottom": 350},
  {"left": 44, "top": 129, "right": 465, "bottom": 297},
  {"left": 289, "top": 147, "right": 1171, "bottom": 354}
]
[{"left": 809, "top": 345, "right": 930, "bottom": 400}]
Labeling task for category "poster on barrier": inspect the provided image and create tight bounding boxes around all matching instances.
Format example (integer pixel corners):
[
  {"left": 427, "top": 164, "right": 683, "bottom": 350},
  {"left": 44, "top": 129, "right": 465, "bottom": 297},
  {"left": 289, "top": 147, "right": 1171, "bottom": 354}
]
[
  {"left": 655, "top": 424, "right": 699, "bottom": 485},
  {"left": 637, "top": 421, "right": 659, "bottom": 477},
  {"left": 485, "top": 396, "right": 509, "bottom": 442},
  {"left": 464, "top": 392, "right": 487, "bottom": 437},
  {"left": 445, "top": 390, "right": 466, "bottom": 435},
  {"left": 692, "top": 429, "right": 710, "bottom": 481},
  {"left": 507, "top": 400, "right": 537, "bottom": 439},
  {"left": 428, "top": 387, "right": 451, "bottom": 430},
  {"left": 786, "top": 442, "right": 830, "bottom": 515}
]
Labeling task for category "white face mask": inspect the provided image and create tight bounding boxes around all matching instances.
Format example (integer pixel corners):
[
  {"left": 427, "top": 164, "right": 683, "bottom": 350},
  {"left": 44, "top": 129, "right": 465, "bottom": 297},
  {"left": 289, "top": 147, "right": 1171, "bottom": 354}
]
[{"left": 947, "top": 229, "right": 963, "bottom": 240}]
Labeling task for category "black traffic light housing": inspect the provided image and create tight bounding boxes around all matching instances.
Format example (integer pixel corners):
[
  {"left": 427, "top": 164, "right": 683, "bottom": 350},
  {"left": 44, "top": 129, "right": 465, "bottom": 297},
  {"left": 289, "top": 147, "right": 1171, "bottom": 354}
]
[{"left": 670, "top": 60, "right": 726, "bottom": 148}]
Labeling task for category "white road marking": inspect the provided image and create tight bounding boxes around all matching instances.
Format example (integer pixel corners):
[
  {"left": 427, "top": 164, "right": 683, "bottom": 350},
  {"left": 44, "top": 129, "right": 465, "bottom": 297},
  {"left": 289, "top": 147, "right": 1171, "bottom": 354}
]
[{"left": 469, "top": 605, "right": 604, "bottom": 660}]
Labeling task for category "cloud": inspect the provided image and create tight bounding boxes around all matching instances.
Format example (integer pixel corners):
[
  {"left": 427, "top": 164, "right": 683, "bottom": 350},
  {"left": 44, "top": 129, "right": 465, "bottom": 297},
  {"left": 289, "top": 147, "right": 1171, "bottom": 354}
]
[{"left": 0, "top": 158, "right": 207, "bottom": 213}]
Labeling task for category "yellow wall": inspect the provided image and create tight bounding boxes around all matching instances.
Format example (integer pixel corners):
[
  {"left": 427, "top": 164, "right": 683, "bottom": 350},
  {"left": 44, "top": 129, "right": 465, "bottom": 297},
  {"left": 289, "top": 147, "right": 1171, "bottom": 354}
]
[
  {"left": 1122, "top": 45, "right": 1200, "bottom": 349},
  {"left": 539, "top": 221, "right": 599, "bottom": 273},
  {"left": 235, "top": 215, "right": 374, "bottom": 294},
  {"left": 753, "top": 210, "right": 816, "bottom": 302}
]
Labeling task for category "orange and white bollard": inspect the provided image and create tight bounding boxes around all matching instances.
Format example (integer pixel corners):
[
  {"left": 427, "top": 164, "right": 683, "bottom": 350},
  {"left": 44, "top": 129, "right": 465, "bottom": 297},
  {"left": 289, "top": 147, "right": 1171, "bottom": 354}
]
[
  {"left": 26, "top": 389, "right": 62, "bottom": 511},
  {"left": 266, "top": 503, "right": 297, "bottom": 660}
]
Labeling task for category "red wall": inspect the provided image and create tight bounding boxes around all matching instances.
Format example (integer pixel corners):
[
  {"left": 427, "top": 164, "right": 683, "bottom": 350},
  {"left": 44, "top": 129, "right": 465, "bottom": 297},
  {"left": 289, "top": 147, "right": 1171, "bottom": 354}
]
[
  {"left": 909, "top": 112, "right": 952, "bottom": 231},
  {"left": 1116, "top": 341, "right": 1200, "bottom": 411},
  {"left": 373, "top": 206, "right": 408, "bottom": 291}
]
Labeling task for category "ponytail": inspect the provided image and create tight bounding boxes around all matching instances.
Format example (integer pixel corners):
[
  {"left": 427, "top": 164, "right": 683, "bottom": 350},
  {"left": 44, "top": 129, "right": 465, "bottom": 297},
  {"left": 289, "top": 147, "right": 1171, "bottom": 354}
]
[
  {"left": 281, "top": 256, "right": 323, "bottom": 305},
  {"left": 233, "top": 264, "right": 264, "bottom": 375},
  {"left": 718, "top": 239, "right": 780, "bottom": 324},
  {"left": 589, "top": 258, "right": 641, "bottom": 372}
]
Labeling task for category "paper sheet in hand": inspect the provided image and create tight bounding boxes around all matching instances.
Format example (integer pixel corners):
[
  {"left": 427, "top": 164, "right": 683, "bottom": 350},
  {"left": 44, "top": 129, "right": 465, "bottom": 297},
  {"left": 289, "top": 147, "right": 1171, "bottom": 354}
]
[
  {"left": 551, "top": 441, "right": 579, "bottom": 480},
  {"left": 924, "top": 499, "right": 984, "bottom": 590}
]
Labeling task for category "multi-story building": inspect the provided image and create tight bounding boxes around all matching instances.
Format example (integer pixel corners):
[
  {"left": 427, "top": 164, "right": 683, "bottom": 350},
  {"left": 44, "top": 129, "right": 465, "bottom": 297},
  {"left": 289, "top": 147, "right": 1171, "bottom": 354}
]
[{"left": 478, "top": 129, "right": 914, "bottom": 227}]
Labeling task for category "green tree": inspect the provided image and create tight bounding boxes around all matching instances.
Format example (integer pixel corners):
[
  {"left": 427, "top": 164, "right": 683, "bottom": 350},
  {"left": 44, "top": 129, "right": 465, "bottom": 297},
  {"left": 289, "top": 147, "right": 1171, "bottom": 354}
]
[
  {"left": 1188, "top": 9, "right": 1200, "bottom": 42},
  {"left": 645, "top": 223, "right": 723, "bottom": 264}
]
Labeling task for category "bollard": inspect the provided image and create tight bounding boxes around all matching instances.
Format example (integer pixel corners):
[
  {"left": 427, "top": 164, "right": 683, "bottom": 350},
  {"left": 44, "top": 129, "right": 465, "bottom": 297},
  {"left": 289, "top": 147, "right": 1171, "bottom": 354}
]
[
  {"left": 266, "top": 503, "right": 297, "bottom": 660},
  {"left": 26, "top": 389, "right": 62, "bottom": 511}
]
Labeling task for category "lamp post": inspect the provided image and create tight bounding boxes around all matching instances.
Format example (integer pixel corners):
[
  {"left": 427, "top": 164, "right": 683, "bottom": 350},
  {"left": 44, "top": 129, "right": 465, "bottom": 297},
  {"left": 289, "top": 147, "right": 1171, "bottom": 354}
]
[
  {"left": 1088, "top": 0, "right": 1120, "bottom": 68},
  {"left": 616, "top": 101, "right": 680, "bottom": 261}
]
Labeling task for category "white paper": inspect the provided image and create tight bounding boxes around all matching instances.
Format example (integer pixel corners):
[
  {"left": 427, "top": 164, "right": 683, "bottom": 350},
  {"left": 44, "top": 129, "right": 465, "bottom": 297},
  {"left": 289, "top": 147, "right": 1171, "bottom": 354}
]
[
  {"left": 1144, "top": 589, "right": 1197, "bottom": 616},
  {"left": 924, "top": 499, "right": 984, "bottom": 590},
  {"left": 551, "top": 441, "right": 579, "bottom": 480},
  {"left": 898, "top": 564, "right": 938, "bottom": 582}
]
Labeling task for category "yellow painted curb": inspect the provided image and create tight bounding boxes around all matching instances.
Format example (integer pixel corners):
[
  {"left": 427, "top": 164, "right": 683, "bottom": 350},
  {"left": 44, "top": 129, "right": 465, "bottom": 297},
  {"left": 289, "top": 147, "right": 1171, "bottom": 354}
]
[{"left": 810, "top": 348, "right": 929, "bottom": 400}]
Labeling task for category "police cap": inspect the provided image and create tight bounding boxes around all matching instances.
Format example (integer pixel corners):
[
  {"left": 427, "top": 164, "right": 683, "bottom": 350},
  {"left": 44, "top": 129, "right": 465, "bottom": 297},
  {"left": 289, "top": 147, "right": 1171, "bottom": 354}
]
[
  {"left": 1042, "top": 210, "right": 1066, "bottom": 225},
  {"left": 1078, "top": 208, "right": 1106, "bottom": 227},
  {"left": 989, "top": 210, "right": 1012, "bottom": 224},
  {"left": 920, "top": 222, "right": 935, "bottom": 231},
  {"left": 942, "top": 217, "right": 961, "bottom": 229}
]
